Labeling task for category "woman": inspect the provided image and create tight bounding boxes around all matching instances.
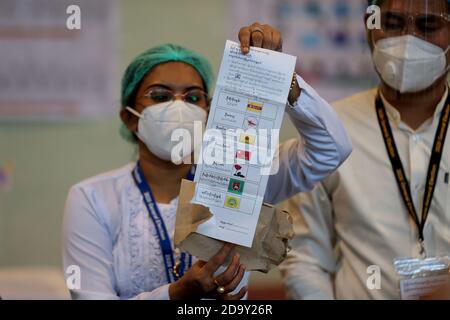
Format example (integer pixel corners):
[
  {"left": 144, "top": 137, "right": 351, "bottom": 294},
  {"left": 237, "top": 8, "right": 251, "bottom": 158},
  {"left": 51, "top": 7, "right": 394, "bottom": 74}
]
[{"left": 63, "top": 34, "right": 352, "bottom": 299}]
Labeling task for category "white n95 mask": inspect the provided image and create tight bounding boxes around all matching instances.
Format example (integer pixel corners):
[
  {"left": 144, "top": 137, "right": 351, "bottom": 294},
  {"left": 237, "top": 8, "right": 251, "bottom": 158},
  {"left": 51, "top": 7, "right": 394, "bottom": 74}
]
[
  {"left": 373, "top": 35, "right": 449, "bottom": 93},
  {"left": 126, "top": 100, "right": 207, "bottom": 163}
]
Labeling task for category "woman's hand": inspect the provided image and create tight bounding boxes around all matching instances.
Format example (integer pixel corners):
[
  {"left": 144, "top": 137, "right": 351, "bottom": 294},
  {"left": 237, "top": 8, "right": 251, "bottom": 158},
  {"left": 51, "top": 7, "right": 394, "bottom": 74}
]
[
  {"left": 238, "top": 22, "right": 283, "bottom": 54},
  {"left": 168, "top": 243, "right": 247, "bottom": 300}
]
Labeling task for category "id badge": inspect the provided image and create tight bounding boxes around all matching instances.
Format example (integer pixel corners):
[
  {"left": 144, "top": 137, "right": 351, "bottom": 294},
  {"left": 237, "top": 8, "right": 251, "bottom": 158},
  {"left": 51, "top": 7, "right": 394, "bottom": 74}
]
[{"left": 394, "top": 256, "right": 450, "bottom": 300}]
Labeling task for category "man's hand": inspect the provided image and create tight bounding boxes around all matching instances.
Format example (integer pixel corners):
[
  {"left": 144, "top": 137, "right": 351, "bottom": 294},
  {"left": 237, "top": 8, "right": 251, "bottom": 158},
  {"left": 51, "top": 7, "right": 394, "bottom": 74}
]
[{"left": 238, "top": 22, "right": 283, "bottom": 54}]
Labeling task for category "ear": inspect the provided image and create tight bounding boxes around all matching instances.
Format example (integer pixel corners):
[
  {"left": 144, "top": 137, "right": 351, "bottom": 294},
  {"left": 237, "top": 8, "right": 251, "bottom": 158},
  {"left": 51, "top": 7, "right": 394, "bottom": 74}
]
[
  {"left": 364, "top": 13, "right": 375, "bottom": 51},
  {"left": 364, "top": 12, "right": 370, "bottom": 26},
  {"left": 120, "top": 108, "right": 138, "bottom": 133}
]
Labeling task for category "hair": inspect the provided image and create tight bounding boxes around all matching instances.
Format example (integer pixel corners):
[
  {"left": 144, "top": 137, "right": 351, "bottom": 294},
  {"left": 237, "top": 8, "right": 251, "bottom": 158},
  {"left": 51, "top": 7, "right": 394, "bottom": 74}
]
[
  {"left": 368, "top": 0, "right": 450, "bottom": 10},
  {"left": 368, "top": 0, "right": 382, "bottom": 6},
  {"left": 119, "top": 44, "right": 214, "bottom": 143}
]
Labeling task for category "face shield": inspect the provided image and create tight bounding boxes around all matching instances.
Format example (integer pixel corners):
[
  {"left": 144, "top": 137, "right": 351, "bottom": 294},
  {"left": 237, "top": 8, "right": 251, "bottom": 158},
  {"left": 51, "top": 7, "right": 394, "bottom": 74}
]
[
  {"left": 378, "top": 1, "right": 449, "bottom": 43},
  {"left": 370, "top": 0, "right": 450, "bottom": 93}
]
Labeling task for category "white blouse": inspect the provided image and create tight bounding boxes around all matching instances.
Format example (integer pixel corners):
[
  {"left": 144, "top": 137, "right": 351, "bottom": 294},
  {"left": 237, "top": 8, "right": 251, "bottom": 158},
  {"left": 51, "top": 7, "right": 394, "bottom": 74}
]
[{"left": 62, "top": 76, "right": 352, "bottom": 299}]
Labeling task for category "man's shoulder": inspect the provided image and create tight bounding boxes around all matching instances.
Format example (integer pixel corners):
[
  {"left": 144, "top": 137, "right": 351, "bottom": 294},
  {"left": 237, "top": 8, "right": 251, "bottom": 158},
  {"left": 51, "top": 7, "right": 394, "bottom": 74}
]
[{"left": 331, "top": 88, "right": 378, "bottom": 116}]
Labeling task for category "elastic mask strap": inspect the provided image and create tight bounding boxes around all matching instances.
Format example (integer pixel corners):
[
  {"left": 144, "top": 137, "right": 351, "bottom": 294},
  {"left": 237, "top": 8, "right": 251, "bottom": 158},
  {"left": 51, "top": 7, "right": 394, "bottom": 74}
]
[{"left": 125, "top": 106, "right": 143, "bottom": 119}]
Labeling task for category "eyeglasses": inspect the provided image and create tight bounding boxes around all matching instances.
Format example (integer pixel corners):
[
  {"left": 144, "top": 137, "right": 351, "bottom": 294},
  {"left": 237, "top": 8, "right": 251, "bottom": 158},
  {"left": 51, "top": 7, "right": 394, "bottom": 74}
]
[
  {"left": 381, "top": 11, "right": 449, "bottom": 37},
  {"left": 142, "top": 88, "right": 209, "bottom": 107}
]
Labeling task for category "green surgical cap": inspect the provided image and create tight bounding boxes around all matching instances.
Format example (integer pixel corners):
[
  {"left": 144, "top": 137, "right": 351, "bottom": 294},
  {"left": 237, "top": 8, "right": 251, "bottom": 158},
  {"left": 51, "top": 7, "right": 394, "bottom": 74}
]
[{"left": 120, "top": 43, "right": 214, "bottom": 143}]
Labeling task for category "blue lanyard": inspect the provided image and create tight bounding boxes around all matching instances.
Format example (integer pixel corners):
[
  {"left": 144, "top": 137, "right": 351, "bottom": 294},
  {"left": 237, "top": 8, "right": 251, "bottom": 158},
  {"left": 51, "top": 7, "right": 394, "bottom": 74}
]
[{"left": 131, "top": 162, "right": 194, "bottom": 283}]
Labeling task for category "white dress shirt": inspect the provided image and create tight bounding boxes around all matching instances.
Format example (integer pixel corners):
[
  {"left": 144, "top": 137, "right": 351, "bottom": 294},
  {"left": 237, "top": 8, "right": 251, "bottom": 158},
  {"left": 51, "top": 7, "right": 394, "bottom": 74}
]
[
  {"left": 280, "top": 86, "right": 450, "bottom": 300},
  {"left": 62, "top": 76, "right": 352, "bottom": 300}
]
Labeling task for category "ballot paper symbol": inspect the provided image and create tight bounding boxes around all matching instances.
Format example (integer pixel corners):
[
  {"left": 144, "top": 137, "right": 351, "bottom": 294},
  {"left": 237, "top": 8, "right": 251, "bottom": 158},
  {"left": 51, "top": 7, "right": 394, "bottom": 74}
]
[
  {"left": 228, "top": 178, "right": 245, "bottom": 195},
  {"left": 244, "top": 117, "right": 258, "bottom": 129},
  {"left": 224, "top": 195, "right": 241, "bottom": 209},
  {"left": 247, "top": 101, "right": 263, "bottom": 113},
  {"left": 233, "top": 164, "right": 245, "bottom": 178},
  {"left": 239, "top": 133, "right": 256, "bottom": 145},
  {"left": 236, "top": 150, "right": 251, "bottom": 161}
]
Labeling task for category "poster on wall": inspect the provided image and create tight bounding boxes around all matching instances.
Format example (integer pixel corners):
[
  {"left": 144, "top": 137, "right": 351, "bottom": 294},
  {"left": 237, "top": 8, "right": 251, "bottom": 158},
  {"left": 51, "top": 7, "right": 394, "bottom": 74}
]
[
  {"left": 0, "top": 0, "right": 118, "bottom": 121},
  {"left": 230, "top": 0, "right": 379, "bottom": 102}
]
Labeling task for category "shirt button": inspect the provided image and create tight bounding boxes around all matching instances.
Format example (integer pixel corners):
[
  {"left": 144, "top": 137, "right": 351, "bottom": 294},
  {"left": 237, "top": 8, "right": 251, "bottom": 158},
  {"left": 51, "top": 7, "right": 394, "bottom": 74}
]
[{"left": 412, "top": 135, "right": 418, "bottom": 142}]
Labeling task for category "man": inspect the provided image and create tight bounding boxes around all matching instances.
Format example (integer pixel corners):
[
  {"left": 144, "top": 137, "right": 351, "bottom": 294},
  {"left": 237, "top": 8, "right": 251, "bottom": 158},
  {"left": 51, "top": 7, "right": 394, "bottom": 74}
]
[
  {"left": 239, "top": 0, "right": 449, "bottom": 299},
  {"left": 274, "top": 0, "right": 449, "bottom": 299}
]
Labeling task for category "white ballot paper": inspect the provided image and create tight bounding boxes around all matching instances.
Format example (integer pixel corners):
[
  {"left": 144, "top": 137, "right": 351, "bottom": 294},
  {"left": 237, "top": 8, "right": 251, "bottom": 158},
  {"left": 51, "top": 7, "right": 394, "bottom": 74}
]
[{"left": 192, "top": 40, "right": 297, "bottom": 247}]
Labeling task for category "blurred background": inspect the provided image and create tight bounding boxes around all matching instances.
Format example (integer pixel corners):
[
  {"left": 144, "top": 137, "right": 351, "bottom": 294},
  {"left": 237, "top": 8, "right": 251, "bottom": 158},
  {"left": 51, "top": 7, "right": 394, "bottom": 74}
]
[{"left": 0, "top": 0, "right": 380, "bottom": 299}]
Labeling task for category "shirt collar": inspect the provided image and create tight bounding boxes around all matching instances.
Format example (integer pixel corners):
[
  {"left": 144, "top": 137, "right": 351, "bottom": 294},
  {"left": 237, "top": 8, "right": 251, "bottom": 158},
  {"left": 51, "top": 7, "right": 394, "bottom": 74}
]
[{"left": 379, "top": 84, "right": 449, "bottom": 130}]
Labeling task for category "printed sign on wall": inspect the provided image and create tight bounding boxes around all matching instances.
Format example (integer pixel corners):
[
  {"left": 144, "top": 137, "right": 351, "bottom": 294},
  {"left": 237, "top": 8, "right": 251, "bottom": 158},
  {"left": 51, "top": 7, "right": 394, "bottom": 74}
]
[{"left": 0, "top": 0, "right": 118, "bottom": 121}]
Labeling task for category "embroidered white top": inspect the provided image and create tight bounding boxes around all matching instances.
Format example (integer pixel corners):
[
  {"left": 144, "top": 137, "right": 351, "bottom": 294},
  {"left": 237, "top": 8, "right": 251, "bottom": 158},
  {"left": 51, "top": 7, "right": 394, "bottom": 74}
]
[{"left": 62, "top": 76, "right": 352, "bottom": 300}]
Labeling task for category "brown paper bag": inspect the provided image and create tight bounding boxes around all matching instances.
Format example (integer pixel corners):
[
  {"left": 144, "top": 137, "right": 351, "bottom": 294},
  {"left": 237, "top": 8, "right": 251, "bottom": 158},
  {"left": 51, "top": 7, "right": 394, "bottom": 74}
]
[{"left": 174, "top": 179, "right": 294, "bottom": 273}]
